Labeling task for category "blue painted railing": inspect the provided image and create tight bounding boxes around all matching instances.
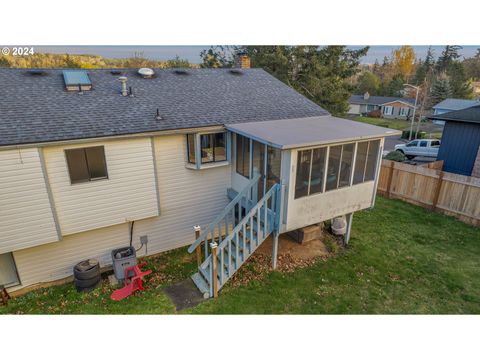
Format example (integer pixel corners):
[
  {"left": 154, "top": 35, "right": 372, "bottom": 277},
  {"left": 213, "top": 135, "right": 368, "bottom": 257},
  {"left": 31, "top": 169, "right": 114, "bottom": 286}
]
[
  {"left": 192, "top": 182, "right": 282, "bottom": 297},
  {"left": 187, "top": 170, "right": 261, "bottom": 260}
]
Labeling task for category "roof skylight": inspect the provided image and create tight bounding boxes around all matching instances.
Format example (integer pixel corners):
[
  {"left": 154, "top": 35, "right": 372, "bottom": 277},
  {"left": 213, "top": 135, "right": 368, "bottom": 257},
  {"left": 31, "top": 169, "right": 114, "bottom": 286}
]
[{"left": 63, "top": 70, "right": 92, "bottom": 91}]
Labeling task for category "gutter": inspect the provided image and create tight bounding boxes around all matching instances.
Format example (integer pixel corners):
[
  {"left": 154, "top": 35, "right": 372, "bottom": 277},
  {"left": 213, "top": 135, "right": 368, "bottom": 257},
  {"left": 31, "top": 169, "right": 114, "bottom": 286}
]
[{"left": 0, "top": 125, "right": 225, "bottom": 151}]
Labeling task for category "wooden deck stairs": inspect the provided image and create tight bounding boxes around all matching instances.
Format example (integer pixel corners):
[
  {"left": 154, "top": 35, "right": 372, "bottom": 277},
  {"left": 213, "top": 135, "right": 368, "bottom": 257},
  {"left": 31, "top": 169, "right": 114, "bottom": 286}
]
[{"left": 188, "top": 172, "right": 283, "bottom": 298}]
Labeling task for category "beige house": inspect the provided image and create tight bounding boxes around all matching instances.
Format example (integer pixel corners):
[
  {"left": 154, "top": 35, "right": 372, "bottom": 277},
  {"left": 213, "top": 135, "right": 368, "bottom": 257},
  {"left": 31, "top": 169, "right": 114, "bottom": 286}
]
[{"left": 0, "top": 67, "right": 398, "bottom": 296}]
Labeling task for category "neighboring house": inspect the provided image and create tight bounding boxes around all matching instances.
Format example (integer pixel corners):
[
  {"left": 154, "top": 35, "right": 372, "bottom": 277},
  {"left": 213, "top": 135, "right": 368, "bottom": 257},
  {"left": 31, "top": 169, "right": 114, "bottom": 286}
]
[
  {"left": 429, "top": 105, "right": 480, "bottom": 177},
  {"left": 0, "top": 66, "right": 397, "bottom": 296},
  {"left": 348, "top": 93, "right": 416, "bottom": 120},
  {"left": 431, "top": 98, "right": 480, "bottom": 125}
]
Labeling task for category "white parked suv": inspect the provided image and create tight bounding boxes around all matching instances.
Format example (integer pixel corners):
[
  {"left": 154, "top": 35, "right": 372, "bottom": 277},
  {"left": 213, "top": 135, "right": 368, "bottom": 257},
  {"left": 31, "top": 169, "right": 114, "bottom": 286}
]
[{"left": 394, "top": 139, "right": 441, "bottom": 159}]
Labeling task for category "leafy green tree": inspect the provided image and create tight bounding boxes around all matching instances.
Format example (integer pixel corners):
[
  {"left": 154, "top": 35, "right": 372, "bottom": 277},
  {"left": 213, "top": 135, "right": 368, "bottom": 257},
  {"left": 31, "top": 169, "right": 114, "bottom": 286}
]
[
  {"left": 386, "top": 74, "right": 406, "bottom": 96},
  {"left": 0, "top": 56, "right": 11, "bottom": 67},
  {"left": 200, "top": 46, "right": 234, "bottom": 68},
  {"left": 356, "top": 71, "right": 380, "bottom": 94}
]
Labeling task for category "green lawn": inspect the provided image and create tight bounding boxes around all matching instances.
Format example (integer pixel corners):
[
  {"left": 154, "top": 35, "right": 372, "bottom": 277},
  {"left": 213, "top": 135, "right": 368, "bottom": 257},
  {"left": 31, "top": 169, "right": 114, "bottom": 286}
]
[
  {"left": 351, "top": 116, "right": 409, "bottom": 131},
  {"left": 2, "top": 196, "right": 479, "bottom": 314}
]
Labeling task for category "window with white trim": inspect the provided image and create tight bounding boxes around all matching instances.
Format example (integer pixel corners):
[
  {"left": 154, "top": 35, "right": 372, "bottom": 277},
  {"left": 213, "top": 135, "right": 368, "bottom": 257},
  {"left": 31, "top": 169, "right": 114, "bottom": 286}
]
[
  {"left": 399, "top": 107, "right": 408, "bottom": 116},
  {"left": 383, "top": 106, "right": 394, "bottom": 115}
]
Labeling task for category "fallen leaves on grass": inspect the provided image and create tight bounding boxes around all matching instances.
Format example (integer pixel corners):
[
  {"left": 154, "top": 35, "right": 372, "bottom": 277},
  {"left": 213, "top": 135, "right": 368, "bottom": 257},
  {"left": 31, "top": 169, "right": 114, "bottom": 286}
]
[{"left": 228, "top": 252, "right": 327, "bottom": 288}]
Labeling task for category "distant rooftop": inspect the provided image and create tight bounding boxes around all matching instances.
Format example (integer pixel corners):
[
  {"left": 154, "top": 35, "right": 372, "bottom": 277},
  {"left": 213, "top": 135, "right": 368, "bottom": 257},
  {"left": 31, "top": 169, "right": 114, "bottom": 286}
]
[
  {"left": 429, "top": 105, "right": 480, "bottom": 124},
  {"left": 432, "top": 98, "right": 480, "bottom": 111},
  {"left": 349, "top": 94, "right": 416, "bottom": 106}
]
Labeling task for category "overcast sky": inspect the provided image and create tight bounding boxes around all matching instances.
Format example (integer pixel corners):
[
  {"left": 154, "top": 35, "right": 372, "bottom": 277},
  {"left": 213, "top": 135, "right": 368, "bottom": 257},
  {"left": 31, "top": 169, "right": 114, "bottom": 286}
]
[{"left": 33, "top": 45, "right": 479, "bottom": 64}]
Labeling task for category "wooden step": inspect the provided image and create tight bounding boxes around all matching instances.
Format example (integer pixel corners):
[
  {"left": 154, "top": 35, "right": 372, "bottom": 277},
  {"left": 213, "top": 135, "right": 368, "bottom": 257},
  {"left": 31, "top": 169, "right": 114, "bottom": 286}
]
[{"left": 191, "top": 272, "right": 210, "bottom": 298}]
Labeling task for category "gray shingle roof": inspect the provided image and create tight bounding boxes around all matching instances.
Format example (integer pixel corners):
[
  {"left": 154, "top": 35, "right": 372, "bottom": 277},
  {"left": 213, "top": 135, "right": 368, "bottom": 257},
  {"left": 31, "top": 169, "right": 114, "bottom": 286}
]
[
  {"left": 349, "top": 94, "right": 416, "bottom": 106},
  {"left": 0, "top": 68, "right": 329, "bottom": 146},
  {"left": 431, "top": 98, "right": 480, "bottom": 111},
  {"left": 429, "top": 104, "right": 480, "bottom": 124}
]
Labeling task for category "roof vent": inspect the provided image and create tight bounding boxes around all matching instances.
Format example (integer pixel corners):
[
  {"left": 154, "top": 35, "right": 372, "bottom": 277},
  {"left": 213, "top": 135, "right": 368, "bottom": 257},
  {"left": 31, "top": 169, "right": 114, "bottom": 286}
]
[
  {"left": 26, "top": 69, "right": 47, "bottom": 76},
  {"left": 173, "top": 69, "right": 189, "bottom": 75},
  {"left": 138, "top": 68, "right": 155, "bottom": 78},
  {"left": 118, "top": 76, "right": 128, "bottom": 96},
  {"left": 229, "top": 69, "right": 243, "bottom": 76},
  {"left": 63, "top": 70, "right": 92, "bottom": 91}
]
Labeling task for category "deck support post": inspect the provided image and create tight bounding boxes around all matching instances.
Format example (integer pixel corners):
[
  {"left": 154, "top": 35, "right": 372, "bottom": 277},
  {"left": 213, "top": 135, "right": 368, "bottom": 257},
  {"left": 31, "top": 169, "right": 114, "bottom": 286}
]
[
  {"left": 272, "top": 231, "right": 279, "bottom": 269},
  {"left": 210, "top": 242, "right": 218, "bottom": 298},
  {"left": 345, "top": 213, "right": 353, "bottom": 246},
  {"left": 194, "top": 225, "right": 202, "bottom": 266}
]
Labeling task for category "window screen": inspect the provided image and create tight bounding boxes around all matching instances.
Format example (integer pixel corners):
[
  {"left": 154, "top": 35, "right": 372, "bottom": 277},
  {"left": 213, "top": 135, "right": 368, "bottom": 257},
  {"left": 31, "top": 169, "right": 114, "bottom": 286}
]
[
  {"left": 236, "top": 134, "right": 250, "bottom": 177},
  {"left": 364, "top": 140, "right": 380, "bottom": 181},
  {"left": 309, "top": 147, "right": 327, "bottom": 195},
  {"left": 326, "top": 145, "right": 342, "bottom": 191},
  {"left": 338, "top": 143, "right": 355, "bottom": 188},
  {"left": 65, "top": 146, "right": 108, "bottom": 184},
  {"left": 295, "top": 150, "right": 311, "bottom": 199},
  {"left": 353, "top": 141, "right": 368, "bottom": 184}
]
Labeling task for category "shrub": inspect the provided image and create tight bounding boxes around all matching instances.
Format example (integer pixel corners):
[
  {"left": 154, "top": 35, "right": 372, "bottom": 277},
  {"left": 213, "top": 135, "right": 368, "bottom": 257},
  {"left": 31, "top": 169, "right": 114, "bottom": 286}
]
[
  {"left": 384, "top": 150, "right": 406, "bottom": 162},
  {"left": 367, "top": 109, "right": 382, "bottom": 118}
]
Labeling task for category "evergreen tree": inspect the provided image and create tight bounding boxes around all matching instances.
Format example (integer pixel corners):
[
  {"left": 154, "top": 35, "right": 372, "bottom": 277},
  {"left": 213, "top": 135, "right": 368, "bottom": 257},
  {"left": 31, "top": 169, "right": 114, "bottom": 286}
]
[
  {"left": 387, "top": 74, "right": 405, "bottom": 96},
  {"left": 430, "top": 76, "right": 452, "bottom": 104},
  {"left": 436, "top": 45, "right": 462, "bottom": 73},
  {"left": 236, "top": 45, "right": 369, "bottom": 115},
  {"left": 414, "top": 46, "right": 435, "bottom": 85}
]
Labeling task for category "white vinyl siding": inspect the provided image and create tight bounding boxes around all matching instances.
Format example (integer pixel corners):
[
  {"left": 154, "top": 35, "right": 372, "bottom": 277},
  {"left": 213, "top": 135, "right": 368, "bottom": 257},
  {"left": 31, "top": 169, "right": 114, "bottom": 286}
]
[
  {"left": 0, "top": 148, "right": 59, "bottom": 253},
  {"left": 43, "top": 138, "right": 159, "bottom": 235},
  {"left": 11, "top": 134, "right": 231, "bottom": 290}
]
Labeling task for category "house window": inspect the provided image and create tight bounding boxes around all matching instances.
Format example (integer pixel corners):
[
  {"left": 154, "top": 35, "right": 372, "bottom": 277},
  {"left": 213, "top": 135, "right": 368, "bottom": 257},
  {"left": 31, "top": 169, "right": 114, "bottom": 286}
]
[
  {"left": 65, "top": 146, "right": 108, "bottom": 184},
  {"left": 186, "top": 134, "right": 196, "bottom": 164},
  {"left": 353, "top": 140, "right": 380, "bottom": 184},
  {"left": 0, "top": 252, "right": 20, "bottom": 288},
  {"left": 200, "top": 132, "right": 226, "bottom": 163},
  {"left": 295, "top": 147, "right": 328, "bottom": 199},
  {"left": 186, "top": 132, "right": 228, "bottom": 169},
  {"left": 399, "top": 107, "right": 408, "bottom": 116},
  {"left": 383, "top": 106, "right": 393, "bottom": 115},
  {"left": 236, "top": 134, "right": 250, "bottom": 177}
]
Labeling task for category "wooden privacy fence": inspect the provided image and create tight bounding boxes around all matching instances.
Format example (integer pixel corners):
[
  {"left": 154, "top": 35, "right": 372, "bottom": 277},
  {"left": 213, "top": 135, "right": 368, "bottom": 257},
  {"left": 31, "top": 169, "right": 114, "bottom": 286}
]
[{"left": 377, "top": 159, "right": 480, "bottom": 227}]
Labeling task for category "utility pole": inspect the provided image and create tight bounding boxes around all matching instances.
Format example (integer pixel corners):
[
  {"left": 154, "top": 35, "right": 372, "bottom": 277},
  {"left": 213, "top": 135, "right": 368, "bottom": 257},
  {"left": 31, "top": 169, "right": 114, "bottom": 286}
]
[{"left": 404, "top": 83, "right": 420, "bottom": 140}]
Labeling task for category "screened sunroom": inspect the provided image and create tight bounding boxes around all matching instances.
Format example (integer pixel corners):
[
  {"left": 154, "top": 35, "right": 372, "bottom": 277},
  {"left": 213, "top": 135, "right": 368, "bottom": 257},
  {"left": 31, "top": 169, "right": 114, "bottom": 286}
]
[{"left": 226, "top": 116, "right": 400, "bottom": 235}]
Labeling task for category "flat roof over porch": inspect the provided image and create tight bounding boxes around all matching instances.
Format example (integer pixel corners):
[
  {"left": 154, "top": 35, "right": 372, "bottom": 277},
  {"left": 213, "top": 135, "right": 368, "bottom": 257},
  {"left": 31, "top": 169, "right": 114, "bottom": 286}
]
[{"left": 226, "top": 116, "right": 401, "bottom": 149}]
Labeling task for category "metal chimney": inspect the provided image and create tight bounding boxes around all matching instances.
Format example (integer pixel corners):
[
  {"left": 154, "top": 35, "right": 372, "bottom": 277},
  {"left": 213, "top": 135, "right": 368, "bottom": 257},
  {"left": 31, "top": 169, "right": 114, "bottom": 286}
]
[{"left": 118, "top": 76, "right": 128, "bottom": 96}]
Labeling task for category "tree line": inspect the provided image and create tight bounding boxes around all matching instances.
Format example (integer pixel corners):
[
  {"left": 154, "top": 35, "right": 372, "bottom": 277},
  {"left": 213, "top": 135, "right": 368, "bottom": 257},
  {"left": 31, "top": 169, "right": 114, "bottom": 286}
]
[
  {"left": 0, "top": 52, "right": 192, "bottom": 69},
  {"left": 355, "top": 45, "right": 480, "bottom": 112}
]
